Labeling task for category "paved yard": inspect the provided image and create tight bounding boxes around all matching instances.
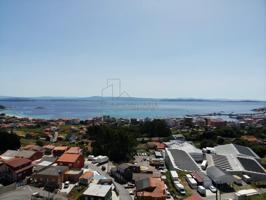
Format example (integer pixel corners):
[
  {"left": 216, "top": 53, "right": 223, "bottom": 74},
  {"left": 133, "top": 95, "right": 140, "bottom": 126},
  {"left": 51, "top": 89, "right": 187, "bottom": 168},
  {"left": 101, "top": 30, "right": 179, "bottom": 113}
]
[{"left": 59, "top": 183, "right": 75, "bottom": 195}]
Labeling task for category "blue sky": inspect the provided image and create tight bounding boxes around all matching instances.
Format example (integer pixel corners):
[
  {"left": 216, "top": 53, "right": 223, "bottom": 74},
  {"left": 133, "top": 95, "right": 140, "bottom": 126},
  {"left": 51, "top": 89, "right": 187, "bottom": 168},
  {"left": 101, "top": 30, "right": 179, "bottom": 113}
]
[{"left": 0, "top": 0, "right": 265, "bottom": 100}]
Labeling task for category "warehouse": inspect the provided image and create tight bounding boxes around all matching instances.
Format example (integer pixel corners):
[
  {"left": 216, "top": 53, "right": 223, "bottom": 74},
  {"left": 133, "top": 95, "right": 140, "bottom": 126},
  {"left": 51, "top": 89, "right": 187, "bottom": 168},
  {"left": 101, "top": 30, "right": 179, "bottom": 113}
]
[
  {"left": 165, "top": 148, "right": 200, "bottom": 172},
  {"left": 206, "top": 144, "right": 266, "bottom": 181}
]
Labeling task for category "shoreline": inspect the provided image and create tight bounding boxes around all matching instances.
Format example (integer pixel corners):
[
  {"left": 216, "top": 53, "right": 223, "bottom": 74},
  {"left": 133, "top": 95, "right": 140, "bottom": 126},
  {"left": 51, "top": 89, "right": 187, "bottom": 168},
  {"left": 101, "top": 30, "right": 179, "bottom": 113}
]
[{"left": 1, "top": 110, "right": 264, "bottom": 122}]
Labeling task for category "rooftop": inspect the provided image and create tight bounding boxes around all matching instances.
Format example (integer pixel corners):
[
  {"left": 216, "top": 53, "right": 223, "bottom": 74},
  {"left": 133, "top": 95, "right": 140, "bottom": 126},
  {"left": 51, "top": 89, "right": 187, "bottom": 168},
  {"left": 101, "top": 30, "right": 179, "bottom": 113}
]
[
  {"left": 0, "top": 150, "right": 18, "bottom": 158},
  {"left": 83, "top": 184, "right": 112, "bottom": 197},
  {"left": 37, "top": 166, "right": 68, "bottom": 176},
  {"left": 5, "top": 158, "right": 31, "bottom": 168},
  {"left": 53, "top": 146, "right": 68, "bottom": 151},
  {"left": 80, "top": 171, "right": 94, "bottom": 179},
  {"left": 57, "top": 153, "right": 81, "bottom": 163},
  {"left": 214, "top": 144, "right": 260, "bottom": 159},
  {"left": 16, "top": 150, "right": 36, "bottom": 159},
  {"left": 66, "top": 147, "right": 81, "bottom": 154},
  {"left": 166, "top": 148, "right": 200, "bottom": 172}
]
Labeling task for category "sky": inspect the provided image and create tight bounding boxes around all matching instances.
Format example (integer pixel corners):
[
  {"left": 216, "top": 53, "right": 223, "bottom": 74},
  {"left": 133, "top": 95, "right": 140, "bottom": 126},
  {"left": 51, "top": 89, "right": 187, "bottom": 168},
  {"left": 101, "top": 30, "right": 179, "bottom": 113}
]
[{"left": 0, "top": 0, "right": 265, "bottom": 100}]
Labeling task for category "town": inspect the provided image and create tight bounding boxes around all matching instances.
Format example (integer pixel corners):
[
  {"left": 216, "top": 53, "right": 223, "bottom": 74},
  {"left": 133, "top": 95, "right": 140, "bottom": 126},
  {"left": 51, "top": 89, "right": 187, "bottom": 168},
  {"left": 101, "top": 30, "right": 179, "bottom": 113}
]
[{"left": 0, "top": 111, "right": 266, "bottom": 200}]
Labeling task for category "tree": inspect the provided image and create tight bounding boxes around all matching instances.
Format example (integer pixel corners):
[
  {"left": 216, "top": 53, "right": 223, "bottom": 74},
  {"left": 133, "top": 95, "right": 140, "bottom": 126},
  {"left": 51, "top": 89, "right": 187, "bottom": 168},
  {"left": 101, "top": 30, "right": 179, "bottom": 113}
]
[
  {"left": 87, "top": 125, "right": 136, "bottom": 162},
  {"left": 0, "top": 129, "right": 21, "bottom": 153},
  {"left": 140, "top": 119, "right": 171, "bottom": 137}
]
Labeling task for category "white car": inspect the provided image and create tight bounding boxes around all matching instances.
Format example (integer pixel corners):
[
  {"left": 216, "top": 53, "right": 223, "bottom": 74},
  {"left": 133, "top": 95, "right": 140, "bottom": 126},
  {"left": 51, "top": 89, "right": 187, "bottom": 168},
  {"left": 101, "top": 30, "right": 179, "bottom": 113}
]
[
  {"left": 209, "top": 185, "right": 217, "bottom": 193},
  {"left": 64, "top": 181, "right": 70, "bottom": 188}
]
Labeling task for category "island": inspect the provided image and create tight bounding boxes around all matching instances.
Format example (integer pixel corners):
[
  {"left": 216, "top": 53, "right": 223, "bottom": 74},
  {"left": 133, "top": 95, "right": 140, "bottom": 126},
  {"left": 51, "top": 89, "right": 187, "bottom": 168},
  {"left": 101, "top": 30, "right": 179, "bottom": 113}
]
[
  {"left": 0, "top": 105, "right": 6, "bottom": 109},
  {"left": 252, "top": 107, "right": 266, "bottom": 112}
]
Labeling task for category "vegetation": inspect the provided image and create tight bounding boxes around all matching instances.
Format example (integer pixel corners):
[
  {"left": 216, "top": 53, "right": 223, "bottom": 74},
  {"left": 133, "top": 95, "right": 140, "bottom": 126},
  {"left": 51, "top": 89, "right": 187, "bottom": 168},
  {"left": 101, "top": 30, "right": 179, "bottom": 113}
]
[
  {"left": 247, "top": 193, "right": 266, "bottom": 200},
  {"left": 87, "top": 125, "right": 137, "bottom": 162},
  {"left": 86, "top": 119, "right": 171, "bottom": 162},
  {"left": 140, "top": 119, "right": 171, "bottom": 137},
  {"left": 182, "top": 125, "right": 266, "bottom": 158},
  {"left": 67, "top": 185, "right": 87, "bottom": 200},
  {"left": 0, "top": 129, "right": 21, "bottom": 153}
]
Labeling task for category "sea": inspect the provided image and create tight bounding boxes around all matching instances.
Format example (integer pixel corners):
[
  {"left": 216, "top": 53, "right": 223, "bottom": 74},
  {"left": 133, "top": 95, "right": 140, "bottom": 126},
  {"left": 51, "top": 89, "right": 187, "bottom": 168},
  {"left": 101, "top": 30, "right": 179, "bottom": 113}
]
[{"left": 0, "top": 97, "right": 265, "bottom": 120}]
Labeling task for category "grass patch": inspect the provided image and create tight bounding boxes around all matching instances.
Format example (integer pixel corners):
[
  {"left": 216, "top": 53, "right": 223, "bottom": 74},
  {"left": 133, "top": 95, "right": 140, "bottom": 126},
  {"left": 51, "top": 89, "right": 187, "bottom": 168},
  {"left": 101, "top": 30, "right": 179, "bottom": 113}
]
[
  {"left": 67, "top": 185, "right": 87, "bottom": 200},
  {"left": 165, "top": 171, "right": 191, "bottom": 199},
  {"left": 247, "top": 193, "right": 266, "bottom": 200}
]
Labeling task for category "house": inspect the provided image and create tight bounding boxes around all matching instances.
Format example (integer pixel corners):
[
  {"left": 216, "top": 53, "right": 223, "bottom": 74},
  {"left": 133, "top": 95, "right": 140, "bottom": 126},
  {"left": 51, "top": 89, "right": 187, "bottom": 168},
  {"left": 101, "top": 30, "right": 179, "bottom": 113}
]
[
  {"left": 64, "top": 170, "right": 83, "bottom": 183},
  {"left": 150, "top": 142, "right": 166, "bottom": 151},
  {"left": 79, "top": 171, "right": 94, "bottom": 186},
  {"left": 0, "top": 185, "right": 68, "bottom": 200},
  {"left": 43, "top": 145, "right": 55, "bottom": 155},
  {"left": 21, "top": 144, "right": 43, "bottom": 153},
  {"left": 0, "top": 161, "right": 6, "bottom": 183},
  {"left": 66, "top": 147, "right": 82, "bottom": 154},
  {"left": 135, "top": 177, "right": 166, "bottom": 200},
  {"left": 0, "top": 150, "right": 18, "bottom": 161},
  {"left": 52, "top": 146, "right": 69, "bottom": 157},
  {"left": 33, "top": 156, "right": 58, "bottom": 172},
  {"left": 4, "top": 158, "right": 33, "bottom": 182},
  {"left": 207, "top": 118, "right": 226, "bottom": 127},
  {"left": 33, "top": 165, "right": 69, "bottom": 188},
  {"left": 15, "top": 150, "right": 43, "bottom": 161},
  {"left": 82, "top": 183, "right": 112, "bottom": 200},
  {"left": 57, "top": 153, "right": 84, "bottom": 168},
  {"left": 111, "top": 163, "right": 140, "bottom": 184}
]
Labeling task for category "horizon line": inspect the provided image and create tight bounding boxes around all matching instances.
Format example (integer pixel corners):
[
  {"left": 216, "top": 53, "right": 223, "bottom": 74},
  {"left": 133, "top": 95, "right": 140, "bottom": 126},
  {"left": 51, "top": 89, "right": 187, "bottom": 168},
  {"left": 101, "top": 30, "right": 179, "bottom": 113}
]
[{"left": 0, "top": 95, "right": 266, "bottom": 102}]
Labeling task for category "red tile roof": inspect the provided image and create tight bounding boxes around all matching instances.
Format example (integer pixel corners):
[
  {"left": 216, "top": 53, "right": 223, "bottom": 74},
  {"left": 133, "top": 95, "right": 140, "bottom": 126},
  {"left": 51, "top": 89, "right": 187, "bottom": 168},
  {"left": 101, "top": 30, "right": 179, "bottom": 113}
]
[
  {"left": 54, "top": 146, "right": 68, "bottom": 151},
  {"left": 80, "top": 171, "right": 93, "bottom": 179},
  {"left": 136, "top": 177, "right": 165, "bottom": 198},
  {"left": 66, "top": 147, "right": 81, "bottom": 154},
  {"left": 5, "top": 158, "right": 31, "bottom": 168},
  {"left": 57, "top": 153, "right": 80, "bottom": 163}
]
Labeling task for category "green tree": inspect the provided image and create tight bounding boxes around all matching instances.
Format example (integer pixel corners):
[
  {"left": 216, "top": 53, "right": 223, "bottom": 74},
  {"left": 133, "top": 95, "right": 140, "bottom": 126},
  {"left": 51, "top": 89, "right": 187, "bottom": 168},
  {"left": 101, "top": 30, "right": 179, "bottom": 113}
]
[{"left": 0, "top": 129, "right": 21, "bottom": 153}]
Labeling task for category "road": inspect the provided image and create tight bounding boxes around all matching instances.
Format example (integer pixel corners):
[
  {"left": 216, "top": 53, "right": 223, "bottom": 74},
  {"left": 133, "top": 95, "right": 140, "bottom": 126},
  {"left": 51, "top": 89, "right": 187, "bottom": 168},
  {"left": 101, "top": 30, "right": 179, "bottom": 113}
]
[{"left": 86, "top": 163, "right": 132, "bottom": 200}]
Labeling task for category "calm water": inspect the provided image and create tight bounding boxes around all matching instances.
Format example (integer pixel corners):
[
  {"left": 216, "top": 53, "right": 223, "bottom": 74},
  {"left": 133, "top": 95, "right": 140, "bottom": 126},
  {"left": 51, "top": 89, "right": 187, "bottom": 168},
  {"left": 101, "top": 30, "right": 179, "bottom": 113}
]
[{"left": 0, "top": 98, "right": 265, "bottom": 119}]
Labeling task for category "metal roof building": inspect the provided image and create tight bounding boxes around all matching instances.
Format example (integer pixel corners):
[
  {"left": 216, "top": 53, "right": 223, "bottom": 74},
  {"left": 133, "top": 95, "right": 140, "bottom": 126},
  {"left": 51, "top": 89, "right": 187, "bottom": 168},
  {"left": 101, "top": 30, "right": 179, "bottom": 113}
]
[
  {"left": 207, "top": 143, "right": 266, "bottom": 181},
  {"left": 165, "top": 141, "right": 203, "bottom": 162},
  {"left": 206, "top": 166, "right": 234, "bottom": 185},
  {"left": 165, "top": 148, "right": 200, "bottom": 172},
  {"left": 214, "top": 144, "right": 260, "bottom": 159}
]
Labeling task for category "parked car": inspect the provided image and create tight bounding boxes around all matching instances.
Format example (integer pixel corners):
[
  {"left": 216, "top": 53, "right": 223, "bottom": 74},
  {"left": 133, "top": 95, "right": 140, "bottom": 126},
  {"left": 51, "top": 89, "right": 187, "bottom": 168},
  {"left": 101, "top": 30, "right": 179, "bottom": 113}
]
[
  {"left": 174, "top": 181, "right": 186, "bottom": 195},
  {"left": 197, "top": 186, "right": 206, "bottom": 196},
  {"left": 209, "top": 185, "right": 217, "bottom": 193},
  {"left": 64, "top": 181, "right": 70, "bottom": 188},
  {"left": 242, "top": 174, "right": 251, "bottom": 183}
]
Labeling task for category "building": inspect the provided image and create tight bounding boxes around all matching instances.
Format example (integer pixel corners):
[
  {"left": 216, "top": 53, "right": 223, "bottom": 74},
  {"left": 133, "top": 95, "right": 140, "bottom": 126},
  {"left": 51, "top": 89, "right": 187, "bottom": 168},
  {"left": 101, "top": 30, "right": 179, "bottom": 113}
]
[
  {"left": 0, "top": 150, "right": 18, "bottom": 161},
  {"left": 15, "top": 150, "right": 43, "bottom": 161},
  {"left": 135, "top": 177, "right": 166, "bottom": 200},
  {"left": 206, "top": 143, "right": 266, "bottom": 181},
  {"left": 4, "top": 158, "right": 33, "bottom": 182},
  {"left": 57, "top": 153, "right": 84, "bottom": 168},
  {"left": 21, "top": 144, "right": 43, "bottom": 153},
  {"left": 82, "top": 183, "right": 112, "bottom": 200},
  {"left": 66, "top": 146, "right": 82, "bottom": 154},
  {"left": 52, "top": 146, "right": 69, "bottom": 157},
  {"left": 206, "top": 166, "right": 234, "bottom": 186},
  {"left": 165, "top": 148, "right": 200, "bottom": 172},
  {"left": 33, "top": 165, "right": 69, "bottom": 188},
  {"left": 43, "top": 145, "right": 55, "bottom": 155},
  {"left": 165, "top": 141, "right": 203, "bottom": 163},
  {"left": 207, "top": 118, "right": 227, "bottom": 127},
  {"left": 33, "top": 156, "right": 57, "bottom": 172},
  {"left": 111, "top": 163, "right": 140, "bottom": 184},
  {"left": 79, "top": 171, "right": 94, "bottom": 186},
  {"left": 64, "top": 170, "right": 83, "bottom": 183},
  {"left": 0, "top": 185, "right": 68, "bottom": 200}
]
